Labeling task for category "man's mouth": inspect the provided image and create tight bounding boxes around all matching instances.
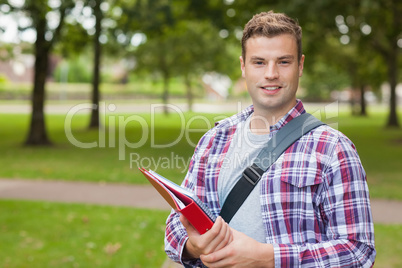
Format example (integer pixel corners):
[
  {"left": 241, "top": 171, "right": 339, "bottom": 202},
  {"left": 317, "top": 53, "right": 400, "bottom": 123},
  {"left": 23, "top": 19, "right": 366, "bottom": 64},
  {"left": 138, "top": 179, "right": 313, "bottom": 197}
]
[{"left": 261, "top": 86, "right": 281, "bottom": 91}]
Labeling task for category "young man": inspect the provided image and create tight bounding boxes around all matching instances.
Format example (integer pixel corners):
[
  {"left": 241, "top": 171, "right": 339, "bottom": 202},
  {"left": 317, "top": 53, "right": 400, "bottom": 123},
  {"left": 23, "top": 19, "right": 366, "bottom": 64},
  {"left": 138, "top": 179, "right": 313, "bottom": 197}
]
[{"left": 165, "top": 11, "right": 376, "bottom": 267}]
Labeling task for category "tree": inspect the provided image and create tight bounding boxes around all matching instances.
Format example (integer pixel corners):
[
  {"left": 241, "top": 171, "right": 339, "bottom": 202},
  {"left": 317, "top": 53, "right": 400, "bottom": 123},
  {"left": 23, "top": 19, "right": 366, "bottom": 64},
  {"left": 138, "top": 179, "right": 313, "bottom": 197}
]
[
  {"left": 119, "top": 0, "right": 176, "bottom": 114},
  {"left": 359, "top": 0, "right": 401, "bottom": 127},
  {"left": 56, "top": 0, "right": 122, "bottom": 129},
  {"left": 133, "top": 29, "right": 175, "bottom": 115},
  {"left": 101, "top": 0, "right": 172, "bottom": 113},
  {"left": 5, "top": 0, "right": 75, "bottom": 145},
  {"left": 283, "top": 0, "right": 401, "bottom": 125},
  {"left": 88, "top": 0, "right": 103, "bottom": 128},
  {"left": 126, "top": 0, "right": 239, "bottom": 112},
  {"left": 160, "top": 20, "right": 237, "bottom": 111},
  {"left": 305, "top": 33, "right": 386, "bottom": 116}
]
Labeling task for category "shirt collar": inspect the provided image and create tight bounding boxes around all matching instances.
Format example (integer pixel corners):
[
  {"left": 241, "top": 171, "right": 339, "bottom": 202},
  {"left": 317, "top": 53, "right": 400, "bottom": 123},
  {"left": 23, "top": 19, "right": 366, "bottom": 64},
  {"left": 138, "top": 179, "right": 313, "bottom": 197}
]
[
  {"left": 270, "top": 99, "right": 306, "bottom": 132},
  {"left": 214, "top": 99, "right": 306, "bottom": 130}
]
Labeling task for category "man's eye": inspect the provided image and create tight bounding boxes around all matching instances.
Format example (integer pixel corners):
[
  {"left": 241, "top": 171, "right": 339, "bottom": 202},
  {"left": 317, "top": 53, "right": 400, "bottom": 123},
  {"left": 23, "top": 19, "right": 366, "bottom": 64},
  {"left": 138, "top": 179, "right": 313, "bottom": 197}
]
[
  {"left": 280, "top": 61, "right": 290, "bottom": 64},
  {"left": 255, "top": 61, "right": 264, "bottom": 65}
]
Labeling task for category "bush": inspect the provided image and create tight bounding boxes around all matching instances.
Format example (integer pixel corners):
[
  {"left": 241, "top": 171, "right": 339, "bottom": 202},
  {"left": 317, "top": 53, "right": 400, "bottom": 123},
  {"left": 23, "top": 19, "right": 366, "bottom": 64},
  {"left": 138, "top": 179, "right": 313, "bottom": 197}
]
[
  {"left": 53, "top": 57, "right": 92, "bottom": 83},
  {"left": 0, "top": 74, "right": 8, "bottom": 83}
]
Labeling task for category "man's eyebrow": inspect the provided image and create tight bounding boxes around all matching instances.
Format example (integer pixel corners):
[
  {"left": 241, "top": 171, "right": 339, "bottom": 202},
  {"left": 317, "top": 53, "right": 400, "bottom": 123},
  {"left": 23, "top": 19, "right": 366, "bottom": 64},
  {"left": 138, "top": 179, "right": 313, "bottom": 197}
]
[
  {"left": 249, "top": 56, "right": 265, "bottom": 61},
  {"left": 278, "top": 55, "right": 295, "bottom": 60},
  {"left": 249, "top": 55, "right": 295, "bottom": 61}
]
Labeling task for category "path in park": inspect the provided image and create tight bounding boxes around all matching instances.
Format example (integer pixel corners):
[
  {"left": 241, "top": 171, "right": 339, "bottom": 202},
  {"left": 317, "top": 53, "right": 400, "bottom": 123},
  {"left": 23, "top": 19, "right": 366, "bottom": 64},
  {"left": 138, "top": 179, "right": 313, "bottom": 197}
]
[{"left": 1, "top": 178, "right": 401, "bottom": 224}]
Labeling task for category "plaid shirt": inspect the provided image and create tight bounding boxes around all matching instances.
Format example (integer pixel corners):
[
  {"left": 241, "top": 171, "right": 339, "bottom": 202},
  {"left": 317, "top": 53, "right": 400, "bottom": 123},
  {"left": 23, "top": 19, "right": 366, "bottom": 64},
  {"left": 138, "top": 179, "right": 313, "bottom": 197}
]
[{"left": 165, "top": 101, "right": 376, "bottom": 267}]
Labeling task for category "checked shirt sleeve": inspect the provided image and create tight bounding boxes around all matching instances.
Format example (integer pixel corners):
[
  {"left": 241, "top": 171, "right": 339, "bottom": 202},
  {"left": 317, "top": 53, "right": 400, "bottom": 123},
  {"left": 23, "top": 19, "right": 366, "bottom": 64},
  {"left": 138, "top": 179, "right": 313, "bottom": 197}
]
[
  {"left": 163, "top": 107, "right": 248, "bottom": 267},
  {"left": 272, "top": 135, "right": 376, "bottom": 267}
]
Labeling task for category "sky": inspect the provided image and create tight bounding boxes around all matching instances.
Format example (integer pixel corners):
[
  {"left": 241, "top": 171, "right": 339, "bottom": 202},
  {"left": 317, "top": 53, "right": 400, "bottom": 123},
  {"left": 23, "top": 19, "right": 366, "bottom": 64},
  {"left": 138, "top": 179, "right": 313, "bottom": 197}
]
[
  {"left": 0, "top": 1, "right": 148, "bottom": 47},
  {"left": 1, "top": 0, "right": 45, "bottom": 43},
  {"left": 0, "top": 0, "right": 89, "bottom": 44},
  {"left": 0, "top": 13, "right": 36, "bottom": 43}
]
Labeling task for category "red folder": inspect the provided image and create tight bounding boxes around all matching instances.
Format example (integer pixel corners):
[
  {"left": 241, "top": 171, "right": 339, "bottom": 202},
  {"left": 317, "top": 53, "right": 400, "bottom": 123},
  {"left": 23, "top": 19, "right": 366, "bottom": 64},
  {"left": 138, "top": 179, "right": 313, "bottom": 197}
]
[{"left": 139, "top": 168, "right": 215, "bottom": 234}]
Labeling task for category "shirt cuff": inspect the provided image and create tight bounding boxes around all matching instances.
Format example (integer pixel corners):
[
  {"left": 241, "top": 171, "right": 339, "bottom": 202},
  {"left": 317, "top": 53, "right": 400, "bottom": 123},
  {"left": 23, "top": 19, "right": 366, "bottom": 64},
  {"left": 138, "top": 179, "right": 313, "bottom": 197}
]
[
  {"left": 272, "top": 243, "right": 300, "bottom": 268},
  {"left": 179, "top": 236, "right": 205, "bottom": 267}
]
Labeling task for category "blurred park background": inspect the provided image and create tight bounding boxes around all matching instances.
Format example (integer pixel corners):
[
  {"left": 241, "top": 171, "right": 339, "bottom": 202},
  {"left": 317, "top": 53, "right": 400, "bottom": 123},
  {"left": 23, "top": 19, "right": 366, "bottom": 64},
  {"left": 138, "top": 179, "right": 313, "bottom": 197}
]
[{"left": 0, "top": 0, "right": 401, "bottom": 267}]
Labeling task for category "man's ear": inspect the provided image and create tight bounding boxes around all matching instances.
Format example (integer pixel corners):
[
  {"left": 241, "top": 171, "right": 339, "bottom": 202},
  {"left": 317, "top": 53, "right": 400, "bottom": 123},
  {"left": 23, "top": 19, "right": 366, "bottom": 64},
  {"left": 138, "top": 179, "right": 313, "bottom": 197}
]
[
  {"left": 240, "top": 56, "right": 246, "bottom": 78},
  {"left": 299, "top": 54, "right": 305, "bottom": 77}
]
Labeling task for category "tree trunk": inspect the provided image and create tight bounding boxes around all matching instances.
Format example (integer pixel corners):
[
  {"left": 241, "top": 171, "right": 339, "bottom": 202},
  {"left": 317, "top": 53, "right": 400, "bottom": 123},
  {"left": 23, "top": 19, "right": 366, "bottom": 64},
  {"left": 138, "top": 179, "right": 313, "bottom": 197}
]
[
  {"left": 89, "top": 0, "right": 102, "bottom": 129},
  {"left": 386, "top": 2, "right": 400, "bottom": 128},
  {"left": 25, "top": 18, "right": 51, "bottom": 146},
  {"left": 349, "top": 88, "right": 357, "bottom": 116},
  {"left": 184, "top": 74, "right": 193, "bottom": 112},
  {"left": 386, "top": 50, "right": 399, "bottom": 127},
  {"left": 162, "top": 72, "right": 169, "bottom": 115},
  {"left": 359, "top": 85, "right": 367, "bottom": 116}
]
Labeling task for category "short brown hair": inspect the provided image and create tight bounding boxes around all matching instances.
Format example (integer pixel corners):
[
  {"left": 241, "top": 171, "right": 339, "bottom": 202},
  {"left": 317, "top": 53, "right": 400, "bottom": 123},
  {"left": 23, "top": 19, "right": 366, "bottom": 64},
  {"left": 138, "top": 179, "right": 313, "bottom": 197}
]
[{"left": 241, "top": 11, "right": 302, "bottom": 62}]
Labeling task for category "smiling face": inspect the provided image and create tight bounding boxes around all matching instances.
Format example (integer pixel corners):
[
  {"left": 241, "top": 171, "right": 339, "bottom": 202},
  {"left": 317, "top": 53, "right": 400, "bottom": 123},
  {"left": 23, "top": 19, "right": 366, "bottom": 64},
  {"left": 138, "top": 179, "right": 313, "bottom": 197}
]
[{"left": 240, "top": 34, "right": 305, "bottom": 120}]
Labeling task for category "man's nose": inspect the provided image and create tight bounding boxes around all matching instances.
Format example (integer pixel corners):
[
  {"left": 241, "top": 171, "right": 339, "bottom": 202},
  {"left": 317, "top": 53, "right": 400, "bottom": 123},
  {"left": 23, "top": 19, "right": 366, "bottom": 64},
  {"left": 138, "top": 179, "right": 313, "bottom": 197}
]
[{"left": 264, "top": 62, "right": 279, "bottom": 80}]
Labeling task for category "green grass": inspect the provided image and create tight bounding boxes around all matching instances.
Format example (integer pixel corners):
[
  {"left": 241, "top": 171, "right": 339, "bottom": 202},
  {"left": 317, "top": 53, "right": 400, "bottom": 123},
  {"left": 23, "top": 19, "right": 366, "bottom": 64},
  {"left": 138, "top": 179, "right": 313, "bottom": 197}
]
[
  {"left": 0, "top": 200, "right": 401, "bottom": 268},
  {"left": 0, "top": 200, "right": 170, "bottom": 268},
  {"left": 374, "top": 224, "right": 402, "bottom": 267},
  {"left": 334, "top": 110, "right": 402, "bottom": 200}
]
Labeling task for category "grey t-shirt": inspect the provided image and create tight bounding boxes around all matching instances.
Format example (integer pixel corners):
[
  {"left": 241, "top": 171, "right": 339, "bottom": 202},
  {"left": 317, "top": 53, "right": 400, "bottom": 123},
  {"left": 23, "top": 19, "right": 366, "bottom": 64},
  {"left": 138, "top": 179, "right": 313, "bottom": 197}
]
[{"left": 218, "top": 113, "right": 271, "bottom": 243}]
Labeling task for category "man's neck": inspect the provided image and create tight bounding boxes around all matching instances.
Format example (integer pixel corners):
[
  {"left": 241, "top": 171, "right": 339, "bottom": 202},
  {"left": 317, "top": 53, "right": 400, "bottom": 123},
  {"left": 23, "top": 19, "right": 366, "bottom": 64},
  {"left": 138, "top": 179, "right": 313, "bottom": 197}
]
[
  {"left": 249, "top": 113, "right": 282, "bottom": 135},
  {"left": 249, "top": 101, "right": 297, "bottom": 135}
]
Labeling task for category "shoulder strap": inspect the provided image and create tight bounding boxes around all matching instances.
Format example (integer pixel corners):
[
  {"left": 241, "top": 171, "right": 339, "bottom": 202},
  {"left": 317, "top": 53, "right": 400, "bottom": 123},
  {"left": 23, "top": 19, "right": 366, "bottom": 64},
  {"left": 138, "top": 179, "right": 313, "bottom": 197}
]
[{"left": 219, "top": 113, "right": 324, "bottom": 223}]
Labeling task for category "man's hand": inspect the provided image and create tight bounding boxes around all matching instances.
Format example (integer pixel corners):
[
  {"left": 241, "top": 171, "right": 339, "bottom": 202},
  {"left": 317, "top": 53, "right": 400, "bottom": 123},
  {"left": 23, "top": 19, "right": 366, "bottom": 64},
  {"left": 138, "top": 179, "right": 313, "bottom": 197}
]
[
  {"left": 180, "top": 215, "right": 233, "bottom": 259},
  {"left": 200, "top": 228, "right": 275, "bottom": 268}
]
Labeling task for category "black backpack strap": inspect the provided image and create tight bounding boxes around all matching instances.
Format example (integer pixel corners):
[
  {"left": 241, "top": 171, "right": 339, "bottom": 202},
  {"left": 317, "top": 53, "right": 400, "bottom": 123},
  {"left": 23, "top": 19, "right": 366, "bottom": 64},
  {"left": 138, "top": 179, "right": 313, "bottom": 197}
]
[{"left": 219, "top": 113, "right": 324, "bottom": 223}]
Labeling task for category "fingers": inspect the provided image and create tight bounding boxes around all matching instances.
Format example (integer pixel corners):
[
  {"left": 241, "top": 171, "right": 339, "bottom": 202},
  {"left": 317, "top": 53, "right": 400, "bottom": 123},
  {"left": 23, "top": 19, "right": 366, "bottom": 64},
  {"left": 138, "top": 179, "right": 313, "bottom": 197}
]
[
  {"left": 202, "top": 228, "right": 275, "bottom": 268},
  {"left": 200, "top": 245, "right": 229, "bottom": 267},
  {"left": 180, "top": 215, "right": 233, "bottom": 257},
  {"left": 201, "top": 216, "right": 227, "bottom": 252},
  {"left": 200, "top": 226, "right": 236, "bottom": 266},
  {"left": 179, "top": 214, "right": 199, "bottom": 237},
  {"left": 212, "top": 218, "right": 233, "bottom": 252}
]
